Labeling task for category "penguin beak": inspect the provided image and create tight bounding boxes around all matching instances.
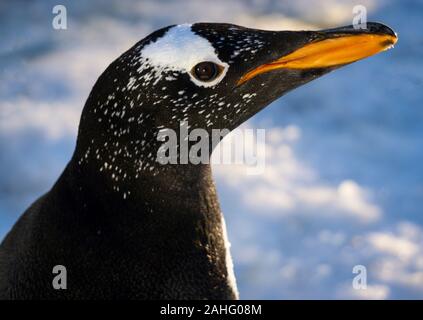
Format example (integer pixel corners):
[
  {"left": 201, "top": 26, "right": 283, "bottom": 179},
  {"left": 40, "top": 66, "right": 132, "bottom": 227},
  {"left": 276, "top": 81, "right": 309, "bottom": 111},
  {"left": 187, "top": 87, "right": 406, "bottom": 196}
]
[{"left": 238, "top": 22, "right": 397, "bottom": 85}]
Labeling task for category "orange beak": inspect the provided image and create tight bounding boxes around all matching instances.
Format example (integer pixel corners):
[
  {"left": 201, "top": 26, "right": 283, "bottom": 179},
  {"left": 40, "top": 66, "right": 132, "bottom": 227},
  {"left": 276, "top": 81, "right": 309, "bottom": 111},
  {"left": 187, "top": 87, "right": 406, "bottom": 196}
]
[{"left": 238, "top": 31, "right": 397, "bottom": 85}]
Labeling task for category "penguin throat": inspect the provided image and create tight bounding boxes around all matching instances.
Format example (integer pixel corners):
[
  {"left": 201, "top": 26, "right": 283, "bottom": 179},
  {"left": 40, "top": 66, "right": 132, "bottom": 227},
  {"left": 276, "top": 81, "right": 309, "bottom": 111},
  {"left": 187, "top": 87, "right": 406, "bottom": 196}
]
[{"left": 73, "top": 126, "right": 219, "bottom": 202}]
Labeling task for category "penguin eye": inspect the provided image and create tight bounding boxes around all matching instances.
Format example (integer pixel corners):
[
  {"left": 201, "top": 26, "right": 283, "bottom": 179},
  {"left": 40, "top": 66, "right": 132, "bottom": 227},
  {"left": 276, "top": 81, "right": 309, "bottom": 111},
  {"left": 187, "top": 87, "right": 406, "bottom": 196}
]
[{"left": 191, "top": 62, "right": 222, "bottom": 82}]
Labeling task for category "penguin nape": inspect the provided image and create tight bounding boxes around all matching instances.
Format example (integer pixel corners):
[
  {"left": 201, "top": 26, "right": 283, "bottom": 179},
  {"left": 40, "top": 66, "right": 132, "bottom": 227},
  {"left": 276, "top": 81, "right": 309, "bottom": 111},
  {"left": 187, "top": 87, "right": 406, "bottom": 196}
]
[{"left": 0, "top": 22, "right": 397, "bottom": 300}]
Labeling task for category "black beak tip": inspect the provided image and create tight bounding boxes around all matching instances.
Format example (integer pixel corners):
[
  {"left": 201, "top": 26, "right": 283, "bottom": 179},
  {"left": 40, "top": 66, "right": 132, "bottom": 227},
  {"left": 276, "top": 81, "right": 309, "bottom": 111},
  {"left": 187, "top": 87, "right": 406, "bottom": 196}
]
[
  {"left": 322, "top": 21, "right": 398, "bottom": 39},
  {"left": 365, "top": 22, "right": 397, "bottom": 38}
]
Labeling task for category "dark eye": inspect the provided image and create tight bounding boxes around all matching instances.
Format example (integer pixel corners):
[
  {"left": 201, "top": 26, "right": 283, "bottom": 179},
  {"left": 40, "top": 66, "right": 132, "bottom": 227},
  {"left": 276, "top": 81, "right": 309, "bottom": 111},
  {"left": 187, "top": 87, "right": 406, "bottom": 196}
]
[{"left": 192, "top": 61, "right": 221, "bottom": 82}]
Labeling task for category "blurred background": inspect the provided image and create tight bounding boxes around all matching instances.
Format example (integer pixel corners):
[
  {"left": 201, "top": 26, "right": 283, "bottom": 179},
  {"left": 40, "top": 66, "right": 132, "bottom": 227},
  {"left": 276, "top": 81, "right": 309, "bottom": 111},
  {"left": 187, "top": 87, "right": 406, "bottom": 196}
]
[{"left": 1, "top": 0, "right": 422, "bottom": 299}]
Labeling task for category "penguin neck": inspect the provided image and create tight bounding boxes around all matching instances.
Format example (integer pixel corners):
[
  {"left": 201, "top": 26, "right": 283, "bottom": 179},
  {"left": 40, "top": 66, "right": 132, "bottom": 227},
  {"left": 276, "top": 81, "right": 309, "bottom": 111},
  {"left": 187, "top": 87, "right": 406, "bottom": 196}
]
[
  {"left": 60, "top": 151, "right": 236, "bottom": 299},
  {"left": 69, "top": 145, "right": 219, "bottom": 215},
  {"left": 65, "top": 131, "right": 224, "bottom": 262},
  {"left": 71, "top": 127, "right": 218, "bottom": 200}
]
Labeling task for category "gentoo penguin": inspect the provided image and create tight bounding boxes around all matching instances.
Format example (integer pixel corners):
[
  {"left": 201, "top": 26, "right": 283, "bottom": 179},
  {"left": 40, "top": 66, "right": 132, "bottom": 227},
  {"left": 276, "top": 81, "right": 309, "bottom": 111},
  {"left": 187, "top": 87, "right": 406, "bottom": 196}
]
[{"left": 0, "top": 22, "right": 396, "bottom": 299}]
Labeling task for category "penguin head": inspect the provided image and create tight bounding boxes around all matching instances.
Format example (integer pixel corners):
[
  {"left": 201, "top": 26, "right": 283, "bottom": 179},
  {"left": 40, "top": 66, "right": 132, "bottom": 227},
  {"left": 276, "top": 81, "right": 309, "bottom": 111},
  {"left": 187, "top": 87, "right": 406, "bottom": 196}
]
[
  {"left": 84, "top": 22, "right": 395, "bottom": 133},
  {"left": 76, "top": 22, "right": 396, "bottom": 175},
  {"left": 116, "top": 23, "right": 395, "bottom": 131}
]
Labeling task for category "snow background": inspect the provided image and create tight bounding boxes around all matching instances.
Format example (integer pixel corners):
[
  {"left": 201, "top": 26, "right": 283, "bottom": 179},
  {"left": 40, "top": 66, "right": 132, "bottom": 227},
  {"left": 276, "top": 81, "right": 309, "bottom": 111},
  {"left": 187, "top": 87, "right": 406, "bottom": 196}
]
[{"left": 1, "top": 0, "right": 422, "bottom": 299}]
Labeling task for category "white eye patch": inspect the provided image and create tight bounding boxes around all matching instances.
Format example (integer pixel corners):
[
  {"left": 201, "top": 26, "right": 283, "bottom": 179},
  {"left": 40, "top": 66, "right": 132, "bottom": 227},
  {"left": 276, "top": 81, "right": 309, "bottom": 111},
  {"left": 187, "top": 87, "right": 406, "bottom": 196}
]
[{"left": 139, "top": 24, "right": 228, "bottom": 87}]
